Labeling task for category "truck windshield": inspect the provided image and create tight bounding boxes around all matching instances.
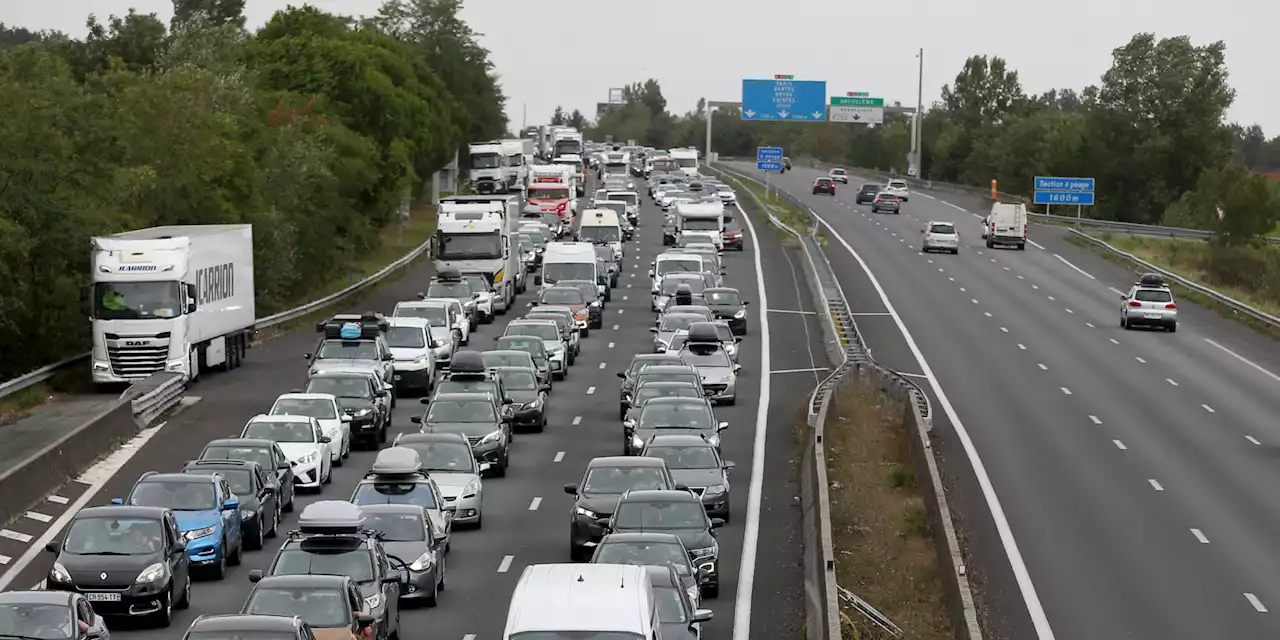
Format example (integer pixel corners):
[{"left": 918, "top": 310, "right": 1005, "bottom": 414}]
[
  {"left": 507, "top": 154, "right": 523, "bottom": 166},
  {"left": 93, "top": 282, "right": 183, "bottom": 320},
  {"left": 471, "top": 153, "right": 502, "bottom": 169},
  {"left": 528, "top": 188, "right": 569, "bottom": 200},
  {"left": 682, "top": 218, "right": 720, "bottom": 231},
  {"left": 542, "top": 262, "right": 595, "bottom": 284},
  {"left": 438, "top": 232, "right": 502, "bottom": 260},
  {"left": 676, "top": 157, "right": 697, "bottom": 168}
]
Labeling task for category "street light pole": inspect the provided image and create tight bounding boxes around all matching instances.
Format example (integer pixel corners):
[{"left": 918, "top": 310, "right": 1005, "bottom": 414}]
[
  {"left": 705, "top": 99, "right": 713, "bottom": 166},
  {"left": 911, "top": 48, "right": 924, "bottom": 176}
]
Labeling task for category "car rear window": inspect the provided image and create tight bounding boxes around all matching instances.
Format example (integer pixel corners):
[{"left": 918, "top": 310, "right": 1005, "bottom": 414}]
[
  {"left": 1134, "top": 289, "right": 1173, "bottom": 303},
  {"left": 929, "top": 223, "right": 955, "bottom": 234}
]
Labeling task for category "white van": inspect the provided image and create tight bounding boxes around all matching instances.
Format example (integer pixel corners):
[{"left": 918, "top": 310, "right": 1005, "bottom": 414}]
[
  {"left": 540, "top": 242, "right": 599, "bottom": 288},
  {"left": 579, "top": 209, "right": 624, "bottom": 259},
  {"left": 986, "top": 202, "right": 1028, "bottom": 250},
  {"left": 671, "top": 148, "right": 699, "bottom": 177},
  {"left": 650, "top": 251, "right": 710, "bottom": 294},
  {"left": 504, "top": 564, "right": 657, "bottom": 640}
]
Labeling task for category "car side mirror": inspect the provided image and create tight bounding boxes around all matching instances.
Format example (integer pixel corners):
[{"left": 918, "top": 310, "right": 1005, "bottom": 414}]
[
  {"left": 693, "top": 609, "right": 714, "bottom": 623},
  {"left": 733, "top": 364, "right": 742, "bottom": 372},
  {"left": 420, "top": 397, "right": 432, "bottom": 404},
  {"left": 564, "top": 483, "right": 579, "bottom": 495},
  {"left": 649, "top": 327, "right": 658, "bottom": 333},
  {"left": 595, "top": 517, "right": 611, "bottom": 527},
  {"left": 479, "top": 462, "right": 492, "bottom": 473},
  {"left": 717, "top": 421, "right": 729, "bottom": 431},
  {"left": 44, "top": 541, "right": 58, "bottom": 554},
  {"left": 340, "top": 414, "right": 352, "bottom": 422},
  {"left": 110, "top": 498, "right": 124, "bottom": 505},
  {"left": 434, "top": 532, "right": 448, "bottom": 545},
  {"left": 534, "top": 275, "right": 543, "bottom": 285},
  {"left": 617, "top": 372, "right": 626, "bottom": 378},
  {"left": 248, "top": 569, "right": 264, "bottom": 583},
  {"left": 647, "top": 269, "right": 655, "bottom": 278},
  {"left": 224, "top": 497, "right": 240, "bottom": 511},
  {"left": 303, "top": 353, "right": 312, "bottom": 360},
  {"left": 278, "top": 461, "right": 290, "bottom": 470},
  {"left": 710, "top": 518, "right": 725, "bottom": 529},
  {"left": 742, "top": 301, "right": 750, "bottom": 305},
  {"left": 527, "top": 301, "right": 538, "bottom": 307},
  {"left": 356, "top": 614, "right": 376, "bottom": 629},
  {"left": 410, "top": 416, "right": 423, "bottom": 424},
  {"left": 724, "top": 461, "right": 736, "bottom": 471},
  {"left": 319, "top": 436, "right": 331, "bottom": 443},
  {"left": 1120, "top": 292, "right": 1128, "bottom": 299},
  {"left": 734, "top": 337, "right": 743, "bottom": 343}
]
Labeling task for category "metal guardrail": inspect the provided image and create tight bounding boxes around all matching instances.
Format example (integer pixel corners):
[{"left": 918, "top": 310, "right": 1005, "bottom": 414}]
[
  {"left": 1068, "top": 229, "right": 1280, "bottom": 329},
  {"left": 0, "top": 237, "right": 433, "bottom": 401}
]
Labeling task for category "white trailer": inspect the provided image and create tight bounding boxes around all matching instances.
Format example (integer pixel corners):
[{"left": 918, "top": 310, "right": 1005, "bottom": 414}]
[
  {"left": 89, "top": 224, "right": 256, "bottom": 386},
  {"left": 500, "top": 139, "right": 529, "bottom": 192},
  {"left": 435, "top": 195, "right": 525, "bottom": 309}
]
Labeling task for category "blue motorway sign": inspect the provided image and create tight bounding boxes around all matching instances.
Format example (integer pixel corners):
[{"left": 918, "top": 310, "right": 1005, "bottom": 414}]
[
  {"left": 1034, "top": 191, "right": 1096, "bottom": 206},
  {"left": 757, "top": 146, "right": 784, "bottom": 162},
  {"left": 742, "top": 79, "right": 828, "bottom": 122},
  {"left": 757, "top": 161, "right": 784, "bottom": 172},
  {"left": 1034, "top": 176, "right": 1095, "bottom": 192}
]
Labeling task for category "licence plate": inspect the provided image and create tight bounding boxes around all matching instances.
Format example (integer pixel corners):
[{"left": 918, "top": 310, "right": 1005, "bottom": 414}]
[
  {"left": 1144, "top": 313, "right": 1161, "bottom": 319},
  {"left": 84, "top": 593, "right": 121, "bottom": 602}
]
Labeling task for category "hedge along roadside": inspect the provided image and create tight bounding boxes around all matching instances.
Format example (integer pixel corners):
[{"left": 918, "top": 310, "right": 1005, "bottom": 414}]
[
  {"left": 0, "top": 230, "right": 434, "bottom": 403},
  {"left": 713, "top": 160, "right": 983, "bottom": 640}
]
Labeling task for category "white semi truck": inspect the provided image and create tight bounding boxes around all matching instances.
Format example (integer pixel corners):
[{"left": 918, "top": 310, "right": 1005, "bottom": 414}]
[
  {"left": 88, "top": 224, "right": 256, "bottom": 387},
  {"left": 500, "top": 139, "right": 529, "bottom": 192},
  {"left": 468, "top": 141, "right": 510, "bottom": 194},
  {"left": 552, "top": 129, "right": 583, "bottom": 158},
  {"left": 433, "top": 195, "right": 524, "bottom": 312}
]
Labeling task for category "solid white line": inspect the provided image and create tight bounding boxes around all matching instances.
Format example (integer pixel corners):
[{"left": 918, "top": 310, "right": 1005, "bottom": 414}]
[
  {"left": 896, "top": 372, "right": 929, "bottom": 379},
  {"left": 1027, "top": 239, "right": 1046, "bottom": 250},
  {"left": 1246, "top": 436, "right": 1262, "bottom": 445},
  {"left": 497, "top": 555, "right": 514, "bottom": 573},
  {"left": 1061, "top": 387, "right": 1072, "bottom": 395},
  {"left": 1113, "top": 439, "right": 1127, "bottom": 450},
  {"left": 1203, "top": 338, "right": 1280, "bottom": 384},
  {"left": 1109, "top": 287, "right": 1124, "bottom": 295},
  {"left": 554, "top": 451, "right": 565, "bottom": 462},
  {"left": 1190, "top": 528, "right": 1209, "bottom": 544},
  {"left": 1245, "top": 593, "right": 1268, "bottom": 612},
  {"left": 731, "top": 199, "right": 774, "bottom": 640},
  {"left": 847, "top": 312, "right": 892, "bottom": 316},
  {"left": 571, "top": 416, "right": 582, "bottom": 426},
  {"left": 810, "top": 211, "right": 1057, "bottom": 637},
  {"left": 770, "top": 367, "right": 830, "bottom": 374},
  {"left": 0, "top": 530, "right": 32, "bottom": 544},
  {"left": 1148, "top": 479, "right": 1164, "bottom": 491},
  {"left": 1052, "top": 253, "right": 1096, "bottom": 279},
  {"left": 528, "top": 497, "right": 542, "bottom": 511},
  {"left": 607, "top": 342, "right": 615, "bottom": 349},
  {"left": 767, "top": 308, "right": 816, "bottom": 315},
  {"left": 1089, "top": 415, "right": 1102, "bottom": 425},
  {"left": 1202, "top": 404, "right": 1215, "bottom": 413},
  {"left": 586, "top": 387, "right": 595, "bottom": 395},
  {"left": 24, "top": 512, "right": 52, "bottom": 524},
  {"left": 47, "top": 495, "right": 68, "bottom": 505}
]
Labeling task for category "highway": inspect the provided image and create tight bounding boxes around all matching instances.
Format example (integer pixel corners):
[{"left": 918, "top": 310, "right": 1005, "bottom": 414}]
[
  {"left": 0, "top": 173, "right": 823, "bottom": 639},
  {"left": 725, "top": 161, "right": 1280, "bottom": 639}
]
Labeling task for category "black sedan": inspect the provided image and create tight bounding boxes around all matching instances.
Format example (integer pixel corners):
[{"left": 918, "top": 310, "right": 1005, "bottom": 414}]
[
  {"left": 701, "top": 287, "right": 749, "bottom": 335},
  {"left": 855, "top": 183, "right": 881, "bottom": 204},
  {"left": 812, "top": 177, "right": 836, "bottom": 195}
]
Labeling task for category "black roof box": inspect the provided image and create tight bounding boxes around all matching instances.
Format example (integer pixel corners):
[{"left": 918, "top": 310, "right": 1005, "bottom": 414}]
[
  {"left": 1138, "top": 273, "right": 1166, "bottom": 287},
  {"left": 435, "top": 267, "right": 462, "bottom": 281},
  {"left": 298, "top": 501, "right": 365, "bottom": 534},
  {"left": 317, "top": 313, "right": 388, "bottom": 338},
  {"left": 448, "top": 351, "right": 486, "bottom": 375},
  {"left": 686, "top": 322, "right": 722, "bottom": 344}
]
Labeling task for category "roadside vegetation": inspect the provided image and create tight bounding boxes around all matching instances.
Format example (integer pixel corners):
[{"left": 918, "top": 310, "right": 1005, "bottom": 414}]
[
  {"left": 825, "top": 377, "right": 952, "bottom": 640},
  {"left": 0, "top": 0, "right": 506, "bottom": 384}
]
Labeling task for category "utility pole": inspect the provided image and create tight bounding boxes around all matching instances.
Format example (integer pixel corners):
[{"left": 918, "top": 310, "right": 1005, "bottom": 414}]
[
  {"left": 910, "top": 48, "right": 924, "bottom": 177},
  {"left": 522, "top": 103, "right": 527, "bottom": 130},
  {"left": 704, "top": 99, "right": 713, "bottom": 165}
]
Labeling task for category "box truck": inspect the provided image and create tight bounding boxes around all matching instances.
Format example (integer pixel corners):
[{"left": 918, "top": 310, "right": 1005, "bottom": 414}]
[{"left": 88, "top": 224, "right": 256, "bottom": 386}]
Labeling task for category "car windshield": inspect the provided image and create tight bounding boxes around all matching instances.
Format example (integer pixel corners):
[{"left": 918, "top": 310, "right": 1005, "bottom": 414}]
[
  {"left": 62, "top": 517, "right": 163, "bottom": 555},
  {"left": 597, "top": 203, "right": 626, "bottom": 219},
  {"left": 542, "top": 262, "right": 595, "bottom": 284},
  {"left": 363, "top": 512, "right": 426, "bottom": 542},
  {"left": 594, "top": 246, "right": 615, "bottom": 262},
  {"left": 634, "top": 386, "right": 699, "bottom": 405},
  {"left": 816, "top": 179, "right": 832, "bottom": 185},
  {"left": 615, "top": 500, "right": 707, "bottom": 530},
  {"left": 582, "top": 467, "right": 669, "bottom": 494},
  {"left": 246, "top": 420, "right": 315, "bottom": 443},
  {"left": 352, "top": 482, "right": 438, "bottom": 509},
  {"left": 628, "top": 359, "right": 679, "bottom": 377},
  {"left": 832, "top": 169, "right": 846, "bottom": 175},
  {"left": 488, "top": 348, "right": 540, "bottom": 366},
  {"left": 462, "top": 275, "right": 490, "bottom": 292},
  {"left": 428, "top": 282, "right": 472, "bottom": 299},
  {"left": 316, "top": 340, "right": 379, "bottom": 360},
  {"left": 580, "top": 226, "right": 621, "bottom": 243},
  {"left": 528, "top": 187, "right": 569, "bottom": 200},
  {"left": 660, "top": 315, "right": 699, "bottom": 332},
  {"left": 190, "top": 468, "right": 253, "bottom": 494},
  {"left": 520, "top": 231, "right": 546, "bottom": 246},
  {"left": 608, "top": 193, "right": 638, "bottom": 205},
  {"left": 307, "top": 377, "right": 371, "bottom": 398},
  {"left": 595, "top": 541, "right": 690, "bottom": 568},
  {"left": 471, "top": 152, "right": 502, "bottom": 169},
  {"left": 507, "top": 324, "right": 560, "bottom": 341},
  {"left": 244, "top": 587, "right": 352, "bottom": 629},
  {"left": 395, "top": 305, "right": 448, "bottom": 326},
  {"left": 644, "top": 445, "right": 719, "bottom": 470},
  {"left": 705, "top": 290, "right": 740, "bottom": 305},
  {"left": 402, "top": 442, "right": 476, "bottom": 474},
  {"left": 385, "top": 326, "right": 427, "bottom": 349},
  {"left": 201, "top": 446, "right": 273, "bottom": 470},
  {"left": 676, "top": 157, "right": 696, "bottom": 168},
  {"left": 426, "top": 399, "right": 496, "bottom": 423},
  {"left": 657, "top": 260, "right": 701, "bottom": 276},
  {"left": 1134, "top": 289, "right": 1173, "bottom": 302},
  {"left": 129, "top": 481, "right": 216, "bottom": 511},
  {"left": 680, "top": 348, "right": 732, "bottom": 368},
  {"left": 661, "top": 278, "right": 705, "bottom": 295},
  {"left": 0, "top": 602, "right": 74, "bottom": 640},
  {"left": 271, "top": 398, "right": 336, "bottom": 420},
  {"left": 541, "top": 288, "right": 585, "bottom": 305},
  {"left": 497, "top": 369, "right": 536, "bottom": 390},
  {"left": 889, "top": 181, "right": 907, "bottom": 188},
  {"left": 654, "top": 586, "right": 689, "bottom": 623},
  {"left": 639, "top": 404, "right": 712, "bottom": 429},
  {"left": 929, "top": 223, "right": 956, "bottom": 234},
  {"left": 861, "top": 184, "right": 879, "bottom": 191}
]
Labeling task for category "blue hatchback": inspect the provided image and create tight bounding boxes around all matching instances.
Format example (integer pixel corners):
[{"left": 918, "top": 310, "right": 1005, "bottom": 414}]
[{"left": 113, "top": 472, "right": 244, "bottom": 578}]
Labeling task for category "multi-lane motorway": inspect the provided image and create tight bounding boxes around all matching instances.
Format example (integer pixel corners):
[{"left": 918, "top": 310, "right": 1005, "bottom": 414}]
[
  {"left": 727, "top": 161, "right": 1280, "bottom": 639},
  {"left": 0, "top": 174, "right": 826, "bottom": 639}
]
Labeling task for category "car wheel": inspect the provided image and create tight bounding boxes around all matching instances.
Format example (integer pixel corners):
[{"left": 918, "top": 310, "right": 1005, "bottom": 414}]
[
  {"left": 1168, "top": 323, "right": 1177, "bottom": 333},
  {"left": 175, "top": 573, "right": 192, "bottom": 609},
  {"left": 229, "top": 536, "right": 243, "bottom": 566},
  {"left": 495, "top": 455, "right": 508, "bottom": 478},
  {"left": 1121, "top": 316, "right": 1129, "bottom": 329},
  {"left": 267, "top": 504, "right": 280, "bottom": 538},
  {"left": 570, "top": 543, "right": 590, "bottom": 562},
  {"left": 333, "top": 449, "right": 344, "bottom": 467},
  {"left": 283, "top": 491, "right": 294, "bottom": 513},
  {"left": 248, "top": 519, "right": 264, "bottom": 550},
  {"left": 153, "top": 588, "right": 173, "bottom": 627},
  {"left": 210, "top": 547, "right": 226, "bottom": 579},
  {"left": 438, "top": 554, "right": 447, "bottom": 589},
  {"left": 424, "top": 566, "right": 440, "bottom": 606}
]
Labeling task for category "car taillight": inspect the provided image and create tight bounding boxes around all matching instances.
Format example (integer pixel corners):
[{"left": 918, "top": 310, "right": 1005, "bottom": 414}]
[
  {"left": 1024, "top": 224, "right": 1028, "bottom": 237},
  {"left": 1165, "top": 303, "right": 1177, "bottom": 309},
  {"left": 1128, "top": 301, "right": 1142, "bottom": 307}
]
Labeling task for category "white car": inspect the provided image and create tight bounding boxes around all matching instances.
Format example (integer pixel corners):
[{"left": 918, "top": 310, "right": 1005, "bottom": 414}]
[
  {"left": 432, "top": 297, "right": 471, "bottom": 345},
  {"left": 828, "top": 168, "right": 849, "bottom": 184},
  {"left": 268, "top": 393, "right": 349, "bottom": 468},
  {"left": 921, "top": 221, "right": 960, "bottom": 254},
  {"left": 394, "top": 433, "right": 488, "bottom": 527},
  {"left": 461, "top": 273, "right": 496, "bottom": 323},
  {"left": 883, "top": 179, "right": 909, "bottom": 201},
  {"left": 242, "top": 413, "right": 334, "bottom": 489},
  {"left": 387, "top": 317, "right": 438, "bottom": 394},
  {"left": 393, "top": 300, "right": 460, "bottom": 370}
]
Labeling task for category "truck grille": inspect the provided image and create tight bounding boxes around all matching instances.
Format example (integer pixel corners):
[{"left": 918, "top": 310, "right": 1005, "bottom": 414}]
[{"left": 107, "top": 344, "right": 168, "bottom": 378}]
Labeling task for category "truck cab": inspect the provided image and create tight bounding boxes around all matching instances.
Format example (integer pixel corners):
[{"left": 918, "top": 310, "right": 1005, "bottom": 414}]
[
  {"left": 434, "top": 195, "right": 522, "bottom": 310},
  {"left": 468, "top": 141, "right": 509, "bottom": 194},
  {"left": 500, "top": 139, "right": 529, "bottom": 192}
]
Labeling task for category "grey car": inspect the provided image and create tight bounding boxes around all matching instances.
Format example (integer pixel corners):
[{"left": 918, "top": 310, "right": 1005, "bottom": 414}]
[
  {"left": 487, "top": 342, "right": 551, "bottom": 388},
  {"left": 641, "top": 434, "right": 735, "bottom": 520},
  {"left": 411, "top": 392, "right": 511, "bottom": 476},
  {"left": 617, "top": 354, "right": 686, "bottom": 419},
  {"left": 360, "top": 504, "right": 447, "bottom": 606},
  {"left": 678, "top": 343, "right": 740, "bottom": 405},
  {"left": 625, "top": 397, "right": 727, "bottom": 454},
  {"left": 652, "top": 313, "right": 704, "bottom": 352},
  {"left": 505, "top": 320, "right": 569, "bottom": 378},
  {"left": 527, "top": 305, "right": 582, "bottom": 355},
  {"left": 591, "top": 533, "right": 703, "bottom": 608}
]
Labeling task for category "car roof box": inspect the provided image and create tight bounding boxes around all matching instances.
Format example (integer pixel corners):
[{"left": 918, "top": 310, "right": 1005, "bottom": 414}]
[
  {"left": 370, "top": 447, "right": 422, "bottom": 476},
  {"left": 435, "top": 267, "right": 462, "bottom": 281},
  {"left": 448, "top": 351, "right": 486, "bottom": 375},
  {"left": 298, "top": 501, "right": 365, "bottom": 534},
  {"left": 318, "top": 313, "right": 388, "bottom": 337},
  {"left": 686, "top": 322, "right": 721, "bottom": 344},
  {"left": 1138, "top": 273, "right": 1166, "bottom": 288}
]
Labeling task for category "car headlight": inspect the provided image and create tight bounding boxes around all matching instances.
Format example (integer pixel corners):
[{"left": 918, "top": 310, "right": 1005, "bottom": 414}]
[
  {"left": 631, "top": 435, "right": 644, "bottom": 449},
  {"left": 183, "top": 525, "right": 217, "bottom": 542},
  {"left": 480, "top": 429, "right": 503, "bottom": 444},
  {"left": 409, "top": 549, "right": 437, "bottom": 572},
  {"left": 691, "top": 541, "right": 718, "bottom": 560},
  {"left": 590, "top": 300, "right": 601, "bottom": 308},
  {"left": 576, "top": 507, "right": 598, "bottom": 518},
  {"left": 734, "top": 309, "right": 747, "bottom": 319},
  {"left": 354, "top": 408, "right": 372, "bottom": 417},
  {"left": 295, "top": 452, "right": 316, "bottom": 465},
  {"left": 465, "top": 301, "right": 475, "bottom": 311},
  {"left": 364, "top": 594, "right": 382, "bottom": 610},
  {"left": 240, "top": 507, "right": 257, "bottom": 520},
  {"left": 413, "top": 354, "right": 430, "bottom": 365},
  {"left": 704, "top": 484, "right": 726, "bottom": 497},
  {"left": 135, "top": 562, "right": 167, "bottom": 584},
  {"left": 50, "top": 562, "right": 72, "bottom": 584},
  {"left": 462, "top": 479, "right": 481, "bottom": 499}
]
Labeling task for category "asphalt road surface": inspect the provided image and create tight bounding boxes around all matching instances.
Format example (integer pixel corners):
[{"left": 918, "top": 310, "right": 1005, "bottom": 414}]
[
  {"left": 3, "top": 174, "right": 823, "bottom": 640},
  {"left": 726, "top": 161, "right": 1280, "bottom": 640}
]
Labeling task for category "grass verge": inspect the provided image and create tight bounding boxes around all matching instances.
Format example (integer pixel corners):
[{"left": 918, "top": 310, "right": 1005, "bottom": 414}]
[
  {"left": 0, "top": 208, "right": 437, "bottom": 426},
  {"left": 1065, "top": 232, "right": 1280, "bottom": 340},
  {"left": 826, "top": 376, "right": 952, "bottom": 639},
  {"left": 705, "top": 166, "right": 811, "bottom": 244}
]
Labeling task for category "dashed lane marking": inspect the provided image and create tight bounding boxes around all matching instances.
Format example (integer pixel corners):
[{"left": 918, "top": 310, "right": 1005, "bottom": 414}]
[
  {"left": 586, "top": 387, "right": 596, "bottom": 395},
  {"left": 1245, "top": 593, "right": 1268, "bottom": 613},
  {"left": 0, "top": 530, "right": 32, "bottom": 544},
  {"left": 1202, "top": 404, "right": 1215, "bottom": 413},
  {"left": 607, "top": 342, "right": 615, "bottom": 348},
  {"left": 528, "top": 498, "right": 542, "bottom": 511},
  {"left": 1113, "top": 440, "right": 1127, "bottom": 450},
  {"left": 1061, "top": 387, "right": 1072, "bottom": 395},
  {"left": 1149, "top": 479, "right": 1164, "bottom": 491},
  {"left": 47, "top": 496, "right": 68, "bottom": 505},
  {"left": 1246, "top": 436, "right": 1262, "bottom": 446},
  {"left": 1191, "top": 528, "right": 1209, "bottom": 544},
  {"left": 554, "top": 452, "right": 565, "bottom": 462},
  {"left": 571, "top": 416, "right": 582, "bottom": 426},
  {"left": 1037, "top": 363, "right": 1048, "bottom": 370},
  {"left": 24, "top": 512, "right": 51, "bottom": 524},
  {"left": 497, "top": 555, "right": 514, "bottom": 573},
  {"left": 1089, "top": 415, "right": 1102, "bottom": 425},
  {"left": 1203, "top": 338, "right": 1280, "bottom": 384},
  {"left": 1052, "top": 253, "right": 1096, "bottom": 279},
  {"left": 598, "top": 362, "right": 606, "bottom": 369}
]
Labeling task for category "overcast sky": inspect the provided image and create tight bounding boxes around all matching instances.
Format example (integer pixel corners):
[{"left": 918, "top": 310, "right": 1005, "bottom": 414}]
[{"left": 4, "top": 1, "right": 1275, "bottom": 134}]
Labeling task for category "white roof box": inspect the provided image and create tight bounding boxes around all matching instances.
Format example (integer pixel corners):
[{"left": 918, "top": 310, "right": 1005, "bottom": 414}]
[
  {"left": 299, "top": 501, "right": 365, "bottom": 534},
  {"left": 371, "top": 447, "right": 423, "bottom": 476}
]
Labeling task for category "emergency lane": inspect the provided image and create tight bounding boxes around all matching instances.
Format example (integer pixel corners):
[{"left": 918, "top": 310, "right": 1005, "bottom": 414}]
[{"left": 727, "top": 160, "right": 1280, "bottom": 639}]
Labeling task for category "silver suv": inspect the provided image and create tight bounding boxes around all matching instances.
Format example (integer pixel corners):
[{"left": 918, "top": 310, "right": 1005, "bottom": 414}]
[{"left": 1120, "top": 273, "right": 1177, "bottom": 332}]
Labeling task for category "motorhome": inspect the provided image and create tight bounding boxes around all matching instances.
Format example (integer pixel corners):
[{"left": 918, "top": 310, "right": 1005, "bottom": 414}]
[
  {"left": 467, "top": 141, "right": 509, "bottom": 194},
  {"left": 578, "top": 209, "right": 624, "bottom": 260},
  {"left": 433, "top": 195, "right": 523, "bottom": 312},
  {"left": 670, "top": 148, "right": 700, "bottom": 177},
  {"left": 89, "top": 225, "right": 256, "bottom": 386},
  {"left": 539, "top": 242, "right": 599, "bottom": 289},
  {"left": 600, "top": 148, "right": 630, "bottom": 179},
  {"left": 674, "top": 202, "right": 726, "bottom": 248},
  {"left": 528, "top": 164, "right": 579, "bottom": 206}
]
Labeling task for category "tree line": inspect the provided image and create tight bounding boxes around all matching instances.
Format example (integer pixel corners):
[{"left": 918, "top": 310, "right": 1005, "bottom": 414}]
[
  {"left": 585, "top": 33, "right": 1280, "bottom": 247},
  {"left": 0, "top": 0, "right": 507, "bottom": 381}
]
